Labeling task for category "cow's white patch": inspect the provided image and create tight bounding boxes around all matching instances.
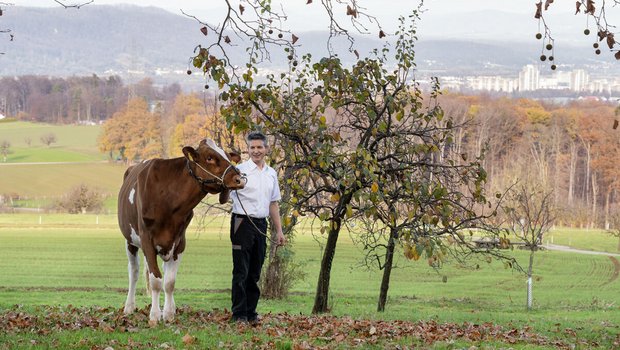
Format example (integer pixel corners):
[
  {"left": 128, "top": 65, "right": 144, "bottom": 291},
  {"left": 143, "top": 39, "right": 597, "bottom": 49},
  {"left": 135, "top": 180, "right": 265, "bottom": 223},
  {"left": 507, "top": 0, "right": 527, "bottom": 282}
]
[
  {"left": 206, "top": 138, "right": 230, "bottom": 162},
  {"left": 149, "top": 273, "right": 163, "bottom": 323},
  {"left": 128, "top": 188, "right": 136, "bottom": 204},
  {"left": 156, "top": 243, "right": 175, "bottom": 262},
  {"left": 129, "top": 225, "right": 141, "bottom": 248}
]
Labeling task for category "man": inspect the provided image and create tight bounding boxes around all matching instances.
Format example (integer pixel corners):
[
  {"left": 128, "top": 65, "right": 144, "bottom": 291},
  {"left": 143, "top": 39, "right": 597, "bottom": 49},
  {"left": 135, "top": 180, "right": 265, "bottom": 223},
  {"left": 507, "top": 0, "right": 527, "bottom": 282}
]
[{"left": 229, "top": 131, "right": 286, "bottom": 324}]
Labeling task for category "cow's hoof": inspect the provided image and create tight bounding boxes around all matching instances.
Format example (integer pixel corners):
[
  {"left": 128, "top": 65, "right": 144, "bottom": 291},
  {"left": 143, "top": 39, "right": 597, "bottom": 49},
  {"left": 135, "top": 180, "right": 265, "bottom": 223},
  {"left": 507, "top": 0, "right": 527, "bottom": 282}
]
[
  {"left": 164, "top": 310, "right": 175, "bottom": 322},
  {"left": 149, "top": 309, "right": 162, "bottom": 325},
  {"left": 123, "top": 304, "right": 136, "bottom": 314}
]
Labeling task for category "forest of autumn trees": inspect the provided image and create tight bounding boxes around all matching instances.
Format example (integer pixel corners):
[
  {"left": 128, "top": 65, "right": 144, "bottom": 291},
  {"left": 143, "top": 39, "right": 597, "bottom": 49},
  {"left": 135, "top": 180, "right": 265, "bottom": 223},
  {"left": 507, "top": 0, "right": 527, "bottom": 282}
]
[{"left": 440, "top": 93, "right": 620, "bottom": 230}]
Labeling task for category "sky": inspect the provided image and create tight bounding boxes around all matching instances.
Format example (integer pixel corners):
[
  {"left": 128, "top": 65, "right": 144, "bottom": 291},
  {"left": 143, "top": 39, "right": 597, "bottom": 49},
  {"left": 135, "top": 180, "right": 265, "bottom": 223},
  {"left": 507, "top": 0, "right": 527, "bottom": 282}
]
[{"left": 6, "top": 0, "right": 618, "bottom": 45}]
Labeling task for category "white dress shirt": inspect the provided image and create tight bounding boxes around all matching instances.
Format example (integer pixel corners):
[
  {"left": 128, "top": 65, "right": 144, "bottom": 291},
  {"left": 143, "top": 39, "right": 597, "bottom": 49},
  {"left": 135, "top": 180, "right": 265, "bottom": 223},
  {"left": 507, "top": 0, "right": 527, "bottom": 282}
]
[{"left": 231, "top": 159, "right": 281, "bottom": 218}]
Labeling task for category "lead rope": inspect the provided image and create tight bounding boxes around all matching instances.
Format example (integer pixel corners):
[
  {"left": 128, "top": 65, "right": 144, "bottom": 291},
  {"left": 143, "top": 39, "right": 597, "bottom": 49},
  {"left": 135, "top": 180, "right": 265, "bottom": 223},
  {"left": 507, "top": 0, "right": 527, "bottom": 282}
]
[{"left": 234, "top": 189, "right": 280, "bottom": 246}]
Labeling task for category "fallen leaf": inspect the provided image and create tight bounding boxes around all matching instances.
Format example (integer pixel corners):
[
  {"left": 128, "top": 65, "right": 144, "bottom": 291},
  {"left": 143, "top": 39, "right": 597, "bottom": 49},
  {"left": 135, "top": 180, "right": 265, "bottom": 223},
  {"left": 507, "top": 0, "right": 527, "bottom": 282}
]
[
  {"left": 200, "top": 26, "right": 208, "bottom": 36},
  {"left": 292, "top": 34, "right": 299, "bottom": 45},
  {"left": 182, "top": 333, "right": 196, "bottom": 345}
]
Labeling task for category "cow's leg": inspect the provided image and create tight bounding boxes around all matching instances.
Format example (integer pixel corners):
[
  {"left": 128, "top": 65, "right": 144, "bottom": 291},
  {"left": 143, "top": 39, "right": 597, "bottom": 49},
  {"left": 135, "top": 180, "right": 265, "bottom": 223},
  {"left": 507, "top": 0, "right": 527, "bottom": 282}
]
[
  {"left": 143, "top": 247, "right": 163, "bottom": 325},
  {"left": 144, "top": 255, "right": 151, "bottom": 296},
  {"left": 123, "top": 243, "right": 139, "bottom": 314},
  {"left": 162, "top": 253, "right": 182, "bottom": 322}
]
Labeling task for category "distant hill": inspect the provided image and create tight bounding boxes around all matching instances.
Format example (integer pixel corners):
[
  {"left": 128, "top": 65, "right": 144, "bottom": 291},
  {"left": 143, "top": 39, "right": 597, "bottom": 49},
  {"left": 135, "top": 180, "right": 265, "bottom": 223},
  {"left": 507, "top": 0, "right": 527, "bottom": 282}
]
[
  {"left": 0, "top": 5, "right": 618, "bottom": 83},
  {"left": 0, "top": 5, "right": 204, "bottom": 77}
]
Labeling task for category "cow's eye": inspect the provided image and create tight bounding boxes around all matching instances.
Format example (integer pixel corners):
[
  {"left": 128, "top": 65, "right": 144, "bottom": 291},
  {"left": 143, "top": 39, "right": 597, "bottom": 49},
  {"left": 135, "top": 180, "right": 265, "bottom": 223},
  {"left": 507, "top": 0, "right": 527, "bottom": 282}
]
[{"left": 207, "top": 156, "right": 213, "bottom": 162}]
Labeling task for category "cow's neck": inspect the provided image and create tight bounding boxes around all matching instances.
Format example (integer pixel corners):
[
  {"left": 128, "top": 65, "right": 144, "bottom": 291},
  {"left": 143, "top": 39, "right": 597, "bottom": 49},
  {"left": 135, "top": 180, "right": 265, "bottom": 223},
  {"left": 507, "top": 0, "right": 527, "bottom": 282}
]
[{"left": 168, "top": 157, "right": 209, "bottom": 211}]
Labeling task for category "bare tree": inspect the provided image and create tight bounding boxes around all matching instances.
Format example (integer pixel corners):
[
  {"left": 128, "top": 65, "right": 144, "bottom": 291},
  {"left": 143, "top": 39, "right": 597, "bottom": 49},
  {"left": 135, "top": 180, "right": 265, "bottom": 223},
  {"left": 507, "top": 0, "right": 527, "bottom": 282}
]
[
  {"left": 503, "top": 183, "right": 556, "bottom": 311},
  {"left": 0, "top": 139, "right": 9, "bottom": 161},
  {"left": 40, "top": 132, "right": 57, "bottom": 147}
]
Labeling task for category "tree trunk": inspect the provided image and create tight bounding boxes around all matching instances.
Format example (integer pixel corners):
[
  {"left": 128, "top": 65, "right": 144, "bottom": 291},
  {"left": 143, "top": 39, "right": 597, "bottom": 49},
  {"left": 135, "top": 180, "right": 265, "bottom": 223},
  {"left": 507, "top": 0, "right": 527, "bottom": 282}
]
[
  {"left": 377, "top": 228, "right": 397, "bottom": 312},
  {"left": 568, "top": 141, "right": 577, "bottom": 205},
  {"left": 584, "top": 142, "right": 591, "bottom": 207},
  {"left": 553, "top": 134, "right": 560, "bottom": 205},
  {"left": 312, "top": 219, "right": 341, "bottom": 314},
  {"left": 261, "top": 225, "right": 283, "bottom": 299},
  {"left": 604, "top": 188, "right": 611, "bottom": 230},
  {"left": 591, "top": 172, "right": 598, "bottom": 229}
]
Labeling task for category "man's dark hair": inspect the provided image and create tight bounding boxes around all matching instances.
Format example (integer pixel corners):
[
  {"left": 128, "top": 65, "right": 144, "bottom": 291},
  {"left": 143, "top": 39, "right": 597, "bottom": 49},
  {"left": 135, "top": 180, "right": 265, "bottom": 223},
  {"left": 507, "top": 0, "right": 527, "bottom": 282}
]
[{"left": 246, "top": 131, "right": 268, "bottom": 146}]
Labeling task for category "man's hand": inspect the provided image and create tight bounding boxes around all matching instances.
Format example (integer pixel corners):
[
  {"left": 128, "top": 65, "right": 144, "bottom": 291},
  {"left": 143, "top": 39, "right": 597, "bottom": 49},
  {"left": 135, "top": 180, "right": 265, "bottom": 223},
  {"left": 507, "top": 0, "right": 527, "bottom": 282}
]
[{"left": 276, "top": 232, "right": 286, "bottom": 246}]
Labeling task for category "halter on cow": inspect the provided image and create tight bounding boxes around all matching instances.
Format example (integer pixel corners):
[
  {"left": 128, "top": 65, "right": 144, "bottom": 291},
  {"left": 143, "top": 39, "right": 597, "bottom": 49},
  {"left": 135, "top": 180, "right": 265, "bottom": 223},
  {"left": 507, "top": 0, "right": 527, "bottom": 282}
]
[{"left": 118, "top": 139, "right": 245, "bottom": 325}]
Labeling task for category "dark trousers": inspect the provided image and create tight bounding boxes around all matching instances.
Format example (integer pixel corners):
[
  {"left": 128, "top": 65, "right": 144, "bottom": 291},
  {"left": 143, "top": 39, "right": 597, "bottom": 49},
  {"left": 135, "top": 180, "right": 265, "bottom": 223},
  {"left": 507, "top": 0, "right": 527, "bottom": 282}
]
[{"left": 230, "top": 214, "right": 267, "bottom": 320}]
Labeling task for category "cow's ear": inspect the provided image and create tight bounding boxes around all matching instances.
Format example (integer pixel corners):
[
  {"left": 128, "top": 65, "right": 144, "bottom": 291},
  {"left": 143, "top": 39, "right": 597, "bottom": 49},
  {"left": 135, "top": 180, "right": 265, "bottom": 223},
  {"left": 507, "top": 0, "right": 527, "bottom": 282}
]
[
  {"left": 228, "top": 151, "right": 241, "bottom": 164},
  {"left": 219, "top": 189, "right": 230, "bottom": 204},
  {"left": 182, "top": 146, "right": 198, "bottom": 162}
]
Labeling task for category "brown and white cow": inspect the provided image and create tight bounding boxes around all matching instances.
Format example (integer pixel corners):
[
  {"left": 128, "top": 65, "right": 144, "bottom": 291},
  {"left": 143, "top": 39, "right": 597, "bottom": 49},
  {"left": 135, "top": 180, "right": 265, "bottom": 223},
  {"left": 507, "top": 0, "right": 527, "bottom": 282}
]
[{"left": 118, "top": 139, "right": 245, "bottom": 325}]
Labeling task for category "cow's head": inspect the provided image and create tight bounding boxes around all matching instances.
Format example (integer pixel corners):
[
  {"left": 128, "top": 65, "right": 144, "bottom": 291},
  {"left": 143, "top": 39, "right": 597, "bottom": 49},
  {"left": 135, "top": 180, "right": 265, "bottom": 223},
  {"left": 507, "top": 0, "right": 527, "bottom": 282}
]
[{"left": 183, "top": 139, "right": 245, "bottom": 203}]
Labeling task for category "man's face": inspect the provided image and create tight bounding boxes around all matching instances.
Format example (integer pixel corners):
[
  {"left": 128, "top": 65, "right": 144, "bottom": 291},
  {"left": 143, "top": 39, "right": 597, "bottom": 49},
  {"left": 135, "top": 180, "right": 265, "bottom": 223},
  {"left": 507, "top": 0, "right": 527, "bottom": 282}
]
[{"left": 247, "top": 139, "right": 267, "bottom": 164}]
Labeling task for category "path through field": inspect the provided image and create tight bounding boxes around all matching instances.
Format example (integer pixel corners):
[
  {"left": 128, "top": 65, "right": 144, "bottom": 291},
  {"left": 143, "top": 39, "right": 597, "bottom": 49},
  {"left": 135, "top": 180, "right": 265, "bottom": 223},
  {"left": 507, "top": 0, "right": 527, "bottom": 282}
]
[{"left": 545, "top": 244, "right": 620, "bottom": 285}]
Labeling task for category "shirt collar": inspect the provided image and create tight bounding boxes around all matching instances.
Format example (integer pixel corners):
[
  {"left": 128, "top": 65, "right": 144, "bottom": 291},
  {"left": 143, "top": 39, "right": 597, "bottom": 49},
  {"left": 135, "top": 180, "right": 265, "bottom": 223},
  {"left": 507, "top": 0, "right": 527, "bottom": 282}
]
[{"left": 244, "top": 159, "right": 265, "bottom": 172}]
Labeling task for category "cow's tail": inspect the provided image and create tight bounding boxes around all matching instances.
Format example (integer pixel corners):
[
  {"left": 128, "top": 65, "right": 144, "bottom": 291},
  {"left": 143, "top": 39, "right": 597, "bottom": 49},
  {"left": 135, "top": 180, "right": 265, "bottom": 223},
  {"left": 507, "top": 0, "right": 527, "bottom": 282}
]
[{"left": 144, "top": 255, "right": 151, "bottom": 296}]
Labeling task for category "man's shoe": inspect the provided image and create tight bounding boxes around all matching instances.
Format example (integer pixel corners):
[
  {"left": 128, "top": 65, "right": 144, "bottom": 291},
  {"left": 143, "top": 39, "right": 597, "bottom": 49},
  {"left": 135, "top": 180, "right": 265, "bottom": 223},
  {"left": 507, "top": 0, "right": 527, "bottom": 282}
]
[
  {"left": 248, "top": 315, "right": 260, "bottom": 326},
  {"left": 230, "top": 315, "right": 248, "bottom": 324}
]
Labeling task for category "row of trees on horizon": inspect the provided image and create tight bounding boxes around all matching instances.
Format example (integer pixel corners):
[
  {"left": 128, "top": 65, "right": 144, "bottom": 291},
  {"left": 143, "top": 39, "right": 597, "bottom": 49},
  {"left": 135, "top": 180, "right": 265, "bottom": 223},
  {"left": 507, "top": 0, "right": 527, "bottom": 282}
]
[{"left": 0, "top": 75, "right": 183, "bottom": 123}]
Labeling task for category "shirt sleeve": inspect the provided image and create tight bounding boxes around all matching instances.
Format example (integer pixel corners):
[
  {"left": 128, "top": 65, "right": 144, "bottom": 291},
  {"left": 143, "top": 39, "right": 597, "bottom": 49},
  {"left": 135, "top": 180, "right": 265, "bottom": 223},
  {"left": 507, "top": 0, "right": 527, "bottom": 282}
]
[{"left": 270, "top": 169, "right": 281, "bottom": 202}]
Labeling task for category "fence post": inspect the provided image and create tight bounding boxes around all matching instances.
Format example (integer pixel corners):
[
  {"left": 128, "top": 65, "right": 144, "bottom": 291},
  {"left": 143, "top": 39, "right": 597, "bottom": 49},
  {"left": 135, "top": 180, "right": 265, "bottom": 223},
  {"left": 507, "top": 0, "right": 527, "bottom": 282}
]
[{"left": 527, "top": 276, "right": 533, "bottom": 310}]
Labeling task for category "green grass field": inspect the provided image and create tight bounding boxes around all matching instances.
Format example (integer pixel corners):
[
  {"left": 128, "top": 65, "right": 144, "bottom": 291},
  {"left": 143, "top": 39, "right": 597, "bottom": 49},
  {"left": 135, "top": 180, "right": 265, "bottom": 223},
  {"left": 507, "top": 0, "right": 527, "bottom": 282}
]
[
  {"left": 0, "top": 120, "right": 104, "bottom": 161},
  {"left": 1, "top": 213, "right": 619, "bottom": 349},
  {"left": 1, "top": 121, "right": 619, "bottom": 348}
]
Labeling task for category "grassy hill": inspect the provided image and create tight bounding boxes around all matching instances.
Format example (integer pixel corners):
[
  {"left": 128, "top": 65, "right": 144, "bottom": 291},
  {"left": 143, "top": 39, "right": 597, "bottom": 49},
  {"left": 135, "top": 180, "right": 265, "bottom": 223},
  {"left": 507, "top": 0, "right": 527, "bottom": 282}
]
[
  {"left": 0, "top": 120, "right": 125, "bottom": 210},
  {"left": 0, "top": 120, "right": 105, "bottom": 161}
]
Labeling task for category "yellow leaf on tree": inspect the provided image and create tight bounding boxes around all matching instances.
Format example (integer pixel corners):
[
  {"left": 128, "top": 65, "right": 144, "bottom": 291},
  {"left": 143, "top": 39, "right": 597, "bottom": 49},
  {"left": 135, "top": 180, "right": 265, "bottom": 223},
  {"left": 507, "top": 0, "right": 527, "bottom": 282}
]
[
  {"left": 283, "top": 216, "right": 292, "bottom": 226},
  {"left": 330, "top": 193, "right": 341, "bottom": 202},
  {"left": 404, "top": 245, "right": 420, "bottom": 261},
  {"left": 371, "top": 182, "right": 379, "bottom": 193},
  {"left": 346, "top": 205, "right": 353, "bottom": 218}
]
